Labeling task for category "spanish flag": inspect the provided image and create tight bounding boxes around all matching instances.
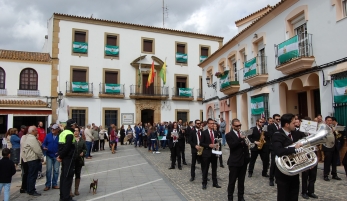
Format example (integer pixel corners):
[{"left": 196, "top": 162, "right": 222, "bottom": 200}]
[{"left": 146, "top": 61, "right": 155, "bottom": 88}]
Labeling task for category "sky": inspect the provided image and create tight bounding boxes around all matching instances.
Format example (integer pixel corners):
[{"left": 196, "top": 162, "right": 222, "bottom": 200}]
[{"left": 0, "top": 0, "right": 280, "bottom": 53}]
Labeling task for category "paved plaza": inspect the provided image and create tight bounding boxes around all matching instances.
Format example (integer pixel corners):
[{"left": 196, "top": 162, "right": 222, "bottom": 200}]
[{"left": 6, "top": 142, "right": 347, "bottom": 201}]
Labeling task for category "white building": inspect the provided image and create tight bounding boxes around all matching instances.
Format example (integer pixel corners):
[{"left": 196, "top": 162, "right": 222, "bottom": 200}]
[
  {"left": 45, "top": 13, "right": 223, "bottom": 127},
  {"left": 199, "top": 0, "right": 347, "bottom": 132},
  {"left": 0, "top": 50, "right": 52, "bottom": 133}
]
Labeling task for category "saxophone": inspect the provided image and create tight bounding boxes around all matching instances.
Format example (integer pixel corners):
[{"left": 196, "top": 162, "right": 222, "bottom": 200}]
[{"left": 258, "top": 125, "right": 267, "bottom": 150}]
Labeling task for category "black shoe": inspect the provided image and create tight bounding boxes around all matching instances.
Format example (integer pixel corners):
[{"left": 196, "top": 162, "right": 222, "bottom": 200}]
[
  {"left": 220, "top": 164, "right": 225, "bottom": 168},
  {"left": 324, "top": 176, "right": 330, "bottom": 181},
  {"left": 213, "top": 184, "right": 221, "bottom": 188},
  {"left": 20, "top": 189, "right": 27, "bottom": 193},
  {"left": 190, "top": 177, "right": 194, "bottom": 182},
  {"left": 248, "top": 173, "right": 252, "bottom": 177},
  {"left": 168, "top": 166, "right": 175, "bottom": 169},
  {"left": 202, "top": 184, "right": 207, "bottom": 190},
  {"left": 30, "top": 191, "right": 41, "bottom": 196},
  {"left": 178, "top": 166, "right": 182, "bottom": 170},
  {"left": 183, "top": 162, "right": 187, "bottom": 165},
  {"left": 269, "top": 181, "right": 274, "bottom": 186},
  {"left": 301, "top": 193, "right": 309, "bottom": 199},
  {"left": 332, "top": 176, "right": 342, "bottom": 180},
  {"left": 308, "top": 193, "right": 318, "bottom": 199},
  {"left": 238, "top": 198, "right": 245, "bottom": 201},
  {"left": 262, "top": 174, "right": 270, "bottom": 177}
]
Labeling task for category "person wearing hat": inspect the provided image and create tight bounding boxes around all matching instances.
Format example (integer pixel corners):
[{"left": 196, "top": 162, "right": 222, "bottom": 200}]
[
  {"left": 57, "top": 119, "right": 76, "bottom": 201},
  {"left": 42, "top": 124, "right": 60, "bottom": 191}
]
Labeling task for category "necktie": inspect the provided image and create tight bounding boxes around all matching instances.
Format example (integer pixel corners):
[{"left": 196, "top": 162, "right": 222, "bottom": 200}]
[
  {"left": 197, "top": 130, "right": 201, "bottom": 140},
  {"left": 210, "top": 130, "right": 214, "bottom": 143},
  {"left": 237, "top": 131, "right": 241, "bottom": 138},
  {"left": 288, "top": 133, "right": 292, "bottom": 140},
  {"left": 276, "top": 124, "right": 279, "bottom": 130}
]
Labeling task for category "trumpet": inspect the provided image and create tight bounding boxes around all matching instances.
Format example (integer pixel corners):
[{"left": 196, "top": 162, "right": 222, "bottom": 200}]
[
  {"left": 258, "top": 125, "right": 267, "bottom": 150},
  {"left": 240, "top": 129, "right": 255, "bottom": 149},
  {"left": 197, "top": 146, "right": 204, "bottom": 155}
]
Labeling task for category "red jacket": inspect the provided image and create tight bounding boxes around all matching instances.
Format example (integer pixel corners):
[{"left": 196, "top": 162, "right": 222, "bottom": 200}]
[{"left": 37, "top": 127, "right": 46, "bottom": 143}]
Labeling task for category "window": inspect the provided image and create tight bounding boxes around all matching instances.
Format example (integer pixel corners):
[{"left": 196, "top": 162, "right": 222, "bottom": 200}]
[
  {"left": 175, "top": 42, "right": 188, "bottom": 65},
  {"left": 259, "top": 48, "right": 266, "bottom": 74},
  {"left": 207, "top": 106, "right": 214, "bottom": 119},
  {"left": 72, "top": 69, "right": 87, "bottom": 82},
  {"left": 343, "top": 0, "right": 347, "bottom": 17},
  {"left": 72, "top": 109, "right": 86, "bottom": 126},
  {"left": 141, "top": 37, "right": 155, "bottom": 54},
  {"left": 74, "top": 31, "right": 86, "bottom": 42},
  {"left": 200, "top": 45, "right": 210, "bottom": 62},
  {"left": 105, "top": 71, "right": 118, "bottom": 84},
  {"left": 0, "top": 67, "right": 5, "bottom": 89},
  {"left": 176, "top": 76, "right": 187, "bottom": 96},
  {"left": 105, "top": 34, "right": 119, "bottom": 57},
  {"left": 105, "top": 110, "right": 118, "bottom": 127},
  {"left": 232, "top": 61, "right": 238, "bottom": 81},
  {"left": 72, "top": 29, "right": 88, "bottom": 55},
  {"left": 175, "top": 109, "right": 189, "bottom": 123},
  {"left": 19, "top": 68, "right": 38, "bottom": 90},
  {"left": 295, "top": 23, "right": 309, "bottom": 57}
]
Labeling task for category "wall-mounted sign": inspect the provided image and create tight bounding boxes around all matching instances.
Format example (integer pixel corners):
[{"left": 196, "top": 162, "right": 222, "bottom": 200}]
[{"left": 121, "top": 113, "right": 134, "bottom": 125}]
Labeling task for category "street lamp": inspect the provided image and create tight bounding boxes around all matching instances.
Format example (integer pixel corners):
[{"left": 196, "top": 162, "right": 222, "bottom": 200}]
[
  {"left": 57, "top": 91, "right": 63, "bottom": 107},
  {"left": 206, "top": 77, "right": 217, "bottom": 91}
]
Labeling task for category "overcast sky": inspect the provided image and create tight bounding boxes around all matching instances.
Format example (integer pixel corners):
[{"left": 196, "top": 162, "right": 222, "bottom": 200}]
[{"left": 0, "top": 0, "right": 279, "bottom": 52}]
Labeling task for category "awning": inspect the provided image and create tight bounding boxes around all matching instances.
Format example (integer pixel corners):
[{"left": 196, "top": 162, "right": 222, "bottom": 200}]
[
  {"left": 250, "top": 87, "right": 270, "bottom": 97},
  {"left": 0, "top": 108, "right": 52, "bottom": 116}
]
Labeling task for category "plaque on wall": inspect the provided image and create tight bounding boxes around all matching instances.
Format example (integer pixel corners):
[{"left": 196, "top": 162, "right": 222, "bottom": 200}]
[{"left": 121, "top": 113, "right": 134, "bottom": 125}]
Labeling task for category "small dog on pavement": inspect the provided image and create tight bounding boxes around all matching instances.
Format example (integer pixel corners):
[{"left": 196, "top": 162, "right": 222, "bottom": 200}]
[{"left": 89, "top": 179, "right": 98, "bottom": 195}]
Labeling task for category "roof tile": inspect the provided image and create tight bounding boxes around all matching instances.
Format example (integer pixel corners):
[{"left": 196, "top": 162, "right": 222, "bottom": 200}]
[{"left": 0, "top": 49, "right": 51, "bottom": 62}]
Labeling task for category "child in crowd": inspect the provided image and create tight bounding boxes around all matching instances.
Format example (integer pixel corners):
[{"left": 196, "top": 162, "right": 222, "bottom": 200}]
[{"left": 0, "top": 148, "right": 16, "bottom": 201}]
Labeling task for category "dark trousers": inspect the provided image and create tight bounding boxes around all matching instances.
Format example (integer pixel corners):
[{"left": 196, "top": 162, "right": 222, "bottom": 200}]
[
  {"left": 248, "top": 149, "right": 269, "bottom": 175},
  {"left": 74, "top": 164, "right": 83, "bottom": 179},
  {"left": 170, "top": 145, "right": 181, "bottom": 167},
  {"left": 202, "top": 155, "right": 218, "bottom": 185},
  {"left": 228, "top": 160, "right": 249, "bottom": 200},
  {"left": 190, "top": 153, "right": 202, "bottom": 178},
  {"left": 120, "top": 134, "right": 125, "bottom": 145},
  {"left": 100, "top": 139, "right": 105, "bottom": 150},
  {"left": 269, "top": 151, "right": 276, "bottom": 181},
  {"left": 27, "top": 159, "right": 40, "bottom": 194},
  {"left": 21, "top": 159, "right": 28, "bottom": 191},
  {"left": 218, "top": 154, "right": 223, "bottom": 166},
  {"left": 323, "top": 151, "right": 338, "bottom": 176},
  {"left": 60, "top": 157, "right": 75, "bottom": 201},
  {"left": 342, "top": 150, "right": 347, "bottom": 175},
  {"left": 276, "top": 173, "right": 299, "bottom": 201},
  {"left": 93, "top": 140, "right": 99, "bottom": 152},
  {"left": 181, "top": 150, "right": 186, "bottom": 163},
  {"left": 143, "top": 137, "right": 147, "bottom": 148},
  {"left": 301, "top": 165, "right": 317, "bottom": 194}
]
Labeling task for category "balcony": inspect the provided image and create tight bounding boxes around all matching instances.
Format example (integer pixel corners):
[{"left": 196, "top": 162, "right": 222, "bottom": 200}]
[
  {"left": 275, "top": 33, "right": 314, "bottom": 75},
  {"left": 99, "top": 83, "right": 124, "bottom": 98},
  {"left": 219, "top": 76, "right": 240, "bottom": 95},
  {"left": 129, "top": 85, "right": 169, "bottom": 100},
  {"left": 17, "top": 89, "right": 40, "bottom": 96},
  {"left": 243, "top": 56, "right": 268, "bottom": 86},
  {"left": 197, "top": 89, "right": 203, "bottom": 101},
  {"left": 65, "top": 82, "right": 93, "bottom": 97},
  {"left": 172, "top": 87, "right": 194, "bottom": 101}
]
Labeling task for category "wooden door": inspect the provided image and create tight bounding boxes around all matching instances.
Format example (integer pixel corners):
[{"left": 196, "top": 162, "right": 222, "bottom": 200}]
[
  {"left": 142, "top": 74, "right": 154, "bottom": 95},
  {"left": 298, "top": 92, "right": 308, "bottom": 119}
]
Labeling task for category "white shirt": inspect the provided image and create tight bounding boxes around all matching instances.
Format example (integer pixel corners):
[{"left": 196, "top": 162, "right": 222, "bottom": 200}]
[
  {"left": 195, "top": 128, "right": 200, "bottom": 145},
  {"left": 233, "top": 129, "right": 240, "bottom": 138},
  {"left": 282, "top": 128, "right": 292, "bottom": 141}
]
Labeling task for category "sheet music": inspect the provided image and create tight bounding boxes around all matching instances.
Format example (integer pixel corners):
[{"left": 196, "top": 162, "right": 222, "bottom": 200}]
[
  {"left": 212, "top": 150, "right": 222, "bottom": 155},
  {"left": 300, "top": 120, "right": 318, "bottom": 134}
]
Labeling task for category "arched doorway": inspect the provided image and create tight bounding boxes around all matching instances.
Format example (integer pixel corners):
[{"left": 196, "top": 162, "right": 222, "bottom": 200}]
[{"left": 141, "top": 109, "right": 154, "bottom": 125}]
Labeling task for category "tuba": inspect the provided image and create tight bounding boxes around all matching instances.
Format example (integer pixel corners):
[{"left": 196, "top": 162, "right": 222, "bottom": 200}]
[
  {"left": 258, "top": 125, "right": 267, "bottom": 150},
  {"left": 275, "top": 124, "right": 335, "bottom": 176},
  {"left": 240, "top": 129, "right": 255, "bottom": 149}
]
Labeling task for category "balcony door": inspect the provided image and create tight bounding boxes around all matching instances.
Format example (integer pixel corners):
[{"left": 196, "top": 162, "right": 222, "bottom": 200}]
[
  {"left": 142, "top": 74, "right": 154, "bottom": 95},
  {"left": 298, "top": 92, "right": 308, "bottom": 119},
  {"left": 295, "top": 23, "right": 308, "bottom": 57}
]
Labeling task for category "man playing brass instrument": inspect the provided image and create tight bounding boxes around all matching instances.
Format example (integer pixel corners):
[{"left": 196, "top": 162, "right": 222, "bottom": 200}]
[
  {"left": 273, "top": 113, "right": 302, "bottom": 201},
  {"left": 247, "top": 119, "right": 269, "bottom": 178},
  {"left": 188, "top": 119, "right": 203, "bottom": 182}
]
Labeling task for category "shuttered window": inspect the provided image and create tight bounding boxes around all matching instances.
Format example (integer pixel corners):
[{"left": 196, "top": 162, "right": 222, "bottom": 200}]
[
  {"left": 105, "top": 110, "right": 118, "bottom": 127},
  {"left": 72, "top": 109, "right": 86, "bottom": 126},
  {"left": 177, "top": 44, "right": 185, "bottom": 53},
  {"left": 72, "top": 70, "right": 86, "bottom": 82},
  {"left": 105, "top": 71, "right": 118, "bottom": 84},
  {"left": 19, "top": 68, "right": 38, "bottom": 90},
  {"left": 201, "top": 47, "right": 208, "bottom": 56},
  {"left": 106, "top": 35, "right": 117, "bottom": 46},
  {"left": 74, "top": 31, "right": 86, "bottom": 42},
  {"left": 177, "top": 112, "right": 188, "bottom": 123},
  {"left": 0, "top": 67, "right": 5, "bottom": 89},
  {"left": 143, "top": 40, "right": 153, "bottom": 52}
]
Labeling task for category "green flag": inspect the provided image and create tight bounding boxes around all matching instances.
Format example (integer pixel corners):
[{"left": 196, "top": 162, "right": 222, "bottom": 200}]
[
  {"left": 244, "top": 57, "right": 257, "bottom": 78},
  {"left": 138, "top": 63, "right": 142, "bottom": 86},
  {"left": 219, "top": 70, "right": 230, "bottom": 89},
  {"left": 176, "top": 53, "right": 188, "bottom": 63},
  {"left": 178, "top": 88, "right": 192, "bottom": 97},
  {"left": 333, "top": 78, "right": 347, "bottom": 103},
  {"left": 105, "top": 45, "right": 119, "bottom": 56},
  {"left": 277, "top": 35, "right": 299, "bottom": 64},
  {"left": 105, "top": 83, "right": 121, "bottom": 93},
  {"left": 200, "top": 55, "right": 208, "bottom": 63},
  {"left": 72, "top": 82, "right": 88, "bottom": 92},
  {"left": 251, "top": 96, "right": 264, "bottom": 115},
  {"left": 72, "top": 42, "right": 88, "bottom": 53}
]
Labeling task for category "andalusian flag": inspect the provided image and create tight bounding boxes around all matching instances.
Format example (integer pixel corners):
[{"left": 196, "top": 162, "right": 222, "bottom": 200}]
[
  {"left": 176, "top": 53, "right": 188, "bottom": 63},
  {"left": 200, "top": 55, "right": 208, "bottom": 63},
  {"left": 105, "top": 83, "right": 121, "bottom": 93},
  {"left": 159, "top": 60, "right": 166, "bottom": 85},
  {"left": 105, "top": 45, "right": 119, "bottom": 56},
  {"left": 219, "top": 70, "right": 230, "bottom": 89},
  {"left": 72, "top": 82, "right": 88, "bottom": 92},
  {"left": 72, "top": 42, "right": 88, "bottom": 53},
  {"left": 146, "top": 61, "right": 155, "bottom": 88},
  {"left": 277, "top": 35, "right": 299, "bottom": 64},
  {"left": 244, "top": 57, "right": 257, "bottom": 78},
  {"left": 251, "top": 96, "right": 264, "bottom": 115},
  {"left": 178, "top": 88, "right": 192, "bottom": 97},
  {"left": 333, "top": 78, "right": 347, "bottom": 103}
]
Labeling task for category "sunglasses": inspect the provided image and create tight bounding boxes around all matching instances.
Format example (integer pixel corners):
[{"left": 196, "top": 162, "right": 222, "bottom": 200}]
[
  {"left": 234, "top": 124, "right": 242, "bottom": 127},
  {"left": 275, "top": 119, "right": 280, "bottom": 121},
  {"left": 196, "top": 123, "right": 201, "bottom": 124}
]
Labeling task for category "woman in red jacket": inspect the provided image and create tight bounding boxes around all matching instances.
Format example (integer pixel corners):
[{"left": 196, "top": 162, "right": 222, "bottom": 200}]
[{"left": 109, "top": 125, "right": 118, "bottom": 154}]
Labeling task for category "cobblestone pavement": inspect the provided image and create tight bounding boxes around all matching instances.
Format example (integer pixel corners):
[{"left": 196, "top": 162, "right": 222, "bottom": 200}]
[{"left": 137, "top": 143, "right": 347, "bottom": 201}]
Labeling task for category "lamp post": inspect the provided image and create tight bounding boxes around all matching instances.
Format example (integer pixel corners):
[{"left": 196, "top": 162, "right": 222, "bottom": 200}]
[
  {"left": 206, "top": 77, "right": 217, "bottom": 91},
  {"left": 57, "top": 91, "right": 63, "bottom": 107}
]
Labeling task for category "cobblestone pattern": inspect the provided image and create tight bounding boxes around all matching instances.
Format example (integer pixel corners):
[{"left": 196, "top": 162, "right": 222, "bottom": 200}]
[{"left": 137, "top": 144, "right": 346, "bottom": 201}]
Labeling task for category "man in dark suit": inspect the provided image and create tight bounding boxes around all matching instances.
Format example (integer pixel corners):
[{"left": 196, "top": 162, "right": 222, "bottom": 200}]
[
  {"left": 248, "top": 118, "right": 269, "bottom": 178},
  {"left": 189, "top": 119, "right": 202, "bottom": 182},
  {"left": 273, "top": 113, "right": 302, "bottom": 201},
  {"left": 226, "top": 118, "right": 249, "bottom": 201},
  {"left": 268, "top": 113, "right": 281, "bottom": 186},
  {"left": 200, "top": 118, "right": 221, "bottom": 190},
  {"left": 322, "top": 116, "right": 342, "bottom": 181},
  {"left": 186, "top": 121, "right": 194, "bottom": 144}
]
